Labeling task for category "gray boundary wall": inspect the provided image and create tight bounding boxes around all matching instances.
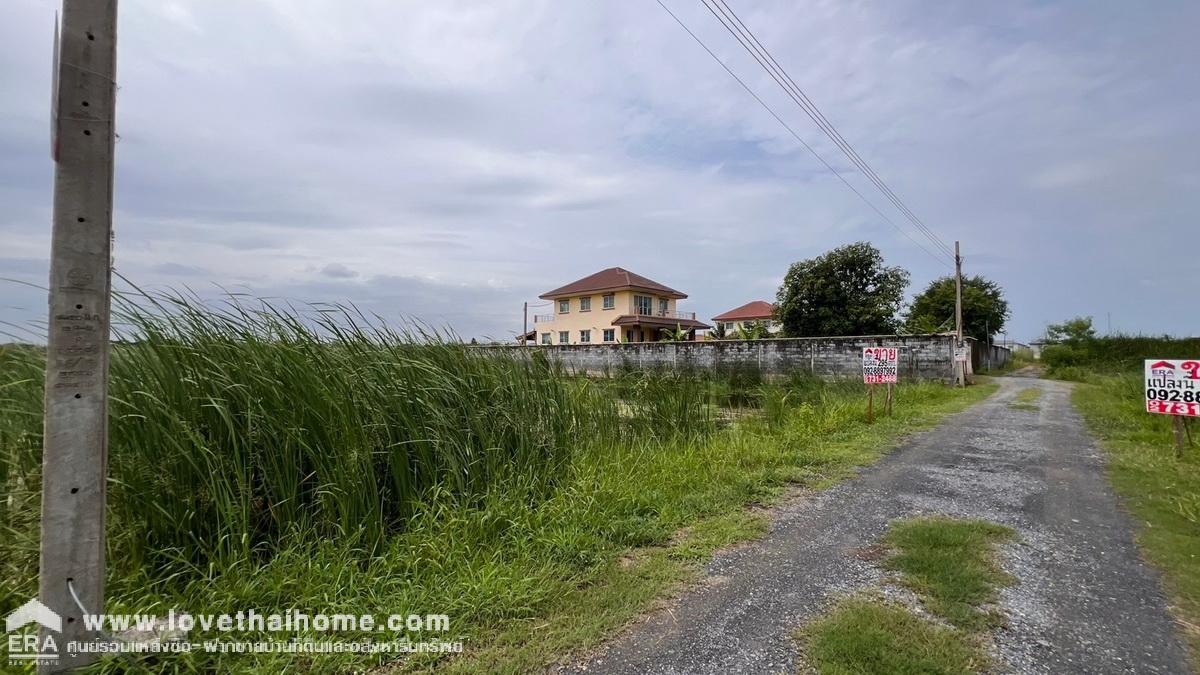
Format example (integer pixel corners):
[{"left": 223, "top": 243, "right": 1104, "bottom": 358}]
[{"left": 491, "top": 335, "right": 1004, "bottom": 383}]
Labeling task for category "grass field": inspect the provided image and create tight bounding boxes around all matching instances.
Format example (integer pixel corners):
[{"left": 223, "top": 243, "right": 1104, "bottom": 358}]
[{"left": 0, "top": 292, "right": 995, "bottom": 672}]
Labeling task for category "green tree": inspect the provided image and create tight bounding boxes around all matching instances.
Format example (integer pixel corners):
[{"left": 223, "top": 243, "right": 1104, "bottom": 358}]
[
  {"left": 1046, "top": 316, "right": 1096, "bottom": 345},
  {"left": 905, "top": 275, "right": 1009, "bottom": 342},
  {"left": 776, "top": 242, "right": 910, "bottom": 337}
]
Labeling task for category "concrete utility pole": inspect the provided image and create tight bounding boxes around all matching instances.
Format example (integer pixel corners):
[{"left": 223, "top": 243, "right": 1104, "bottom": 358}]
[
  {"left": 985, "top": 317, "right": 991, "bottom": 372},
  {"left": 40, "top": 1, "right": 118, "bottom": 671},
  {"left": 954, "top": 241, "right": 965, "bottom": 387},
  {"left": 523, "top": 301, "right": 528, "bottom": 345}
]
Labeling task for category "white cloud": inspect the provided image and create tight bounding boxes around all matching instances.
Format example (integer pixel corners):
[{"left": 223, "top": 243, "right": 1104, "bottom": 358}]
[{"left": 1, "top": 0, "right": 1198, "bottom": 341}]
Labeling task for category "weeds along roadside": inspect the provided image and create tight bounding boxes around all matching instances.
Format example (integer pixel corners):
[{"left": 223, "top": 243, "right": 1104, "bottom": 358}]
[
  {"left": 0, "top": 289, "right": 989, "bottom": 671},
  {"left": 1069, "top": 368, "right": 1200, "bottom": 665},
  {"left": 1043, "top": 334, "right": 1200, "bottom": 666}
]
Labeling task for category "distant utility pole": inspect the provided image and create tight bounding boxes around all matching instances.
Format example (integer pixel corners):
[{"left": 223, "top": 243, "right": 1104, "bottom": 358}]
[
  {"left": 954, "top": 241, "right": 965, "bottom": 386},
  {"left": 522, "top": 302, "right": 528, "bottom": 345},
  {"left": 40, "top": 1, "right": 118, "bottom": 672},
  {"left": 985, "top": 317, "right": 990, "bottom": 372}
]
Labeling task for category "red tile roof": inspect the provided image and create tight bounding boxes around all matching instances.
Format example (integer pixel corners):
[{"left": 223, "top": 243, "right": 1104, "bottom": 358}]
[
  {"left": 540, "top": 267, "right": 687, "bottom": 300},
  {"left": 712, "top": 300, "right": 775, "bottom": 322},
  {"left": 612, "top": 315, "right": 711, "bottom": 329}
]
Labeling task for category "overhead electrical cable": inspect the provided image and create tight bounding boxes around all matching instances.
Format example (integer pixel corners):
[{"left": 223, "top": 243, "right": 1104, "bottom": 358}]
[
  {"left": 700, "top": 0, "right": 956, "bottom": 259},
  {"left": 655, "top": 0, "right": 953, "bottom": 268}
]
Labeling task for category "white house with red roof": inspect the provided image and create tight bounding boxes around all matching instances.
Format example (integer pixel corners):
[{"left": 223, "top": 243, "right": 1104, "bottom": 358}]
[
  {"left": 711, "top": 300, "right": 780, "bottom": 335},
  {"left": 533, "top": 267, "right": 710, "bottom": 344}
]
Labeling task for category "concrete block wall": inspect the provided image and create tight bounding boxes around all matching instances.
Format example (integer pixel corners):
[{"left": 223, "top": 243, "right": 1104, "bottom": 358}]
[
  {"left": 972, "top": 340, "right": 1012, "bottom": 372},
  {"left": 492, "top": 335, "right": 967, "bottom": 382}
]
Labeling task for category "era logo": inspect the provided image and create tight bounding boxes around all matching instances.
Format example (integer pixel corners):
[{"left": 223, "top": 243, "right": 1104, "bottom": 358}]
[{"left": 5, "top": 599, "right": 61, "bottom": 666}]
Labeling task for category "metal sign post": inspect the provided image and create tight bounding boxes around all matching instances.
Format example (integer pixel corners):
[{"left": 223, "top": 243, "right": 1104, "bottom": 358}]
[
  {"left": 863, "top": 347, "right": 898, "bottom": 423},
  {"left": 39, "top": 1, "right": 118, "bottom": 671}
]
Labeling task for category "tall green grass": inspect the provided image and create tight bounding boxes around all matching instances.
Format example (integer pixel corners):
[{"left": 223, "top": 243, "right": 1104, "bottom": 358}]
[
  {"left": 0, "top": 290, "right": 991, "bottom": 671},
  {"left": 0, "top": 292, "right": 716, "bottom": 582}
]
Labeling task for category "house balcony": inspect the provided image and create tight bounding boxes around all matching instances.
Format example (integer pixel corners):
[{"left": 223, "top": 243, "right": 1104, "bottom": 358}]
[
  {"left": 632, "top": 309, "right": 697, "bottom": 321},
  {"left": 533, "top": 314, "right": 555, "bottom": 323}
]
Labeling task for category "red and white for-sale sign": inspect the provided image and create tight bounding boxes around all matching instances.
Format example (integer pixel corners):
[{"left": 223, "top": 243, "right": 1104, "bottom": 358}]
[
  {"left": 863, "top": 347, "right": 899, "bottom": 384},
  {"left": 1145, "top": 359, "right": 1200, "bottom": 417}
]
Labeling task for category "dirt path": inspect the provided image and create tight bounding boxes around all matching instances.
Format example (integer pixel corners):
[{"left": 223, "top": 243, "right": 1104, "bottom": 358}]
[{"left": 564, "top": 377, "right": 1190, "bottom": 674}]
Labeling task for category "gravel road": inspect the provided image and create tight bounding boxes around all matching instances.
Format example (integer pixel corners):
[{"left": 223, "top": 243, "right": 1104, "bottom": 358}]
[{"left": 564, "top": 377, "right": 1190, "bottom": 674}]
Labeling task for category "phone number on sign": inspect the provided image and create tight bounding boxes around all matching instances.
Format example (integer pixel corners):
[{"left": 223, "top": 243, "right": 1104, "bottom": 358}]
[{"left": 1146, "top": 400, "right": 1200, "bottom": 417}]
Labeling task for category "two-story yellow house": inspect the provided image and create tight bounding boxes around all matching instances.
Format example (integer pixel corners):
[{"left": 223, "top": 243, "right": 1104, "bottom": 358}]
[{"left": 534, "top": 267, "right": 710, "bottom": 344}]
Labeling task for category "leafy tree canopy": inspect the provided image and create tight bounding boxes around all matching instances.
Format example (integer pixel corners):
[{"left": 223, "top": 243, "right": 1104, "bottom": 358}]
[
  {"left": 1046, "top": 316, "right": 1096, "bottom": 344},
  {"left": 905, "top": 275, "right": 1009, "bottom": 342},
  {"left": 776, "top": 242, "right": 910, "bottom": 337}
]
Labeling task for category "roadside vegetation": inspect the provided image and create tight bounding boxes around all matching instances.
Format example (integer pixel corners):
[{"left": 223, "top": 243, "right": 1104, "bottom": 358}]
[
  {"left": 801, "top": 517, "right": 1015, "bottom": 674},
  {"left": 1040, "top": 316, "right": 1200, "bottom": 381},
  {"left": 1039, "top": 320, "right": 1200, "bottom": 664},
  {"left": 1, "top": 291, "right": 993, "bottom": 672},
  {"left": 1069, "top": 371, "right": 1200, "bottom": 664}
]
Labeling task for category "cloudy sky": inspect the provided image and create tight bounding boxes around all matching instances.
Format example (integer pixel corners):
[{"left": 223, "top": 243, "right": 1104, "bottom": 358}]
[{"left": 3, "top": 0, "right": 1198, "bottom": 342}]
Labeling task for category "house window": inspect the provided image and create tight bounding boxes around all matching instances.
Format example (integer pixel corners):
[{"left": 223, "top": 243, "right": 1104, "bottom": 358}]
[
  {"left": 603, "top": 329, "right": 615, "bottom": 342},
  {"left": 580, "top": 296, "right": 591, "bottom": 312},
  {"left": 602, "top": 294, "right": 615, "bottom": 310},
  {"left": 763, "top": 320, "right": 773, "bottom": 329},
  {"left": 558, "top": 331, "right": 569, "bottom": 344},
  {"left": 580, "top": 329, "right": 591, "bottom": 343},
  {"left": 634, "top": 295, "right": 652, "bottom": 315},
  {"left": 558, "top": 299, "right": 570, "bottom": 314},
  {"left": 658, "top": 298, "right": 668, "bottom": 316},
  {"left": 540, "top": 333, "right": 551, "bottom": 345},
  {"left": 626, "top": 329, "right": 634, "bottom": 342}
]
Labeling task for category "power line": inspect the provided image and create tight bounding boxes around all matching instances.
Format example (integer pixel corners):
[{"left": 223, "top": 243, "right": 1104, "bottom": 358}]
[
  {"left": 654, "top": 0, "right": 953, "bottom": 269},
  {"left": 699, "top": 0, "right": 956, "bottom": 259},
  {"left": 707, "top": 0, "right": 954, "bottom": 258},
  {"left": 703, "top": 0, "right": 955, "bottom": 258}
]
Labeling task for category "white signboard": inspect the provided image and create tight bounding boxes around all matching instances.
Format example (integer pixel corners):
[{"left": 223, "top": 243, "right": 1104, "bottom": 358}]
[
  {"left": 863, "top": 347, "right": 898, "bottom": 384},
  {"left": 1145, "top": 359, "right": 1200, "bottom": 418},
  {"left": 954, "top": 347, "right": 969, "bottom": 363}
]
